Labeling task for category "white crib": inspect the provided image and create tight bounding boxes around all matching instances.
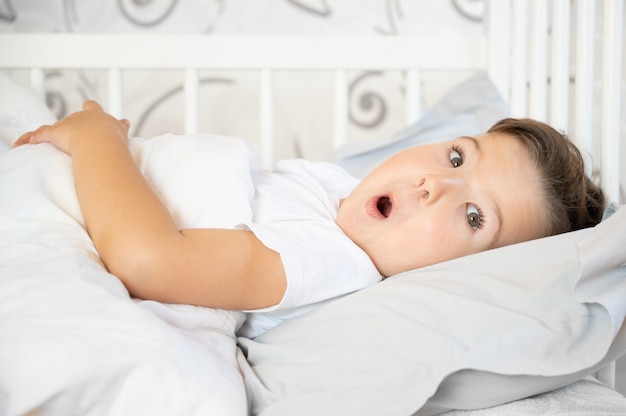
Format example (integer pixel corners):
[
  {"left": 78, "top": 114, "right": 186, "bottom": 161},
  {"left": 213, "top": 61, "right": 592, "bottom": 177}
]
[{"left": 0, "top": 1, "right": 624, "bottom": 415}]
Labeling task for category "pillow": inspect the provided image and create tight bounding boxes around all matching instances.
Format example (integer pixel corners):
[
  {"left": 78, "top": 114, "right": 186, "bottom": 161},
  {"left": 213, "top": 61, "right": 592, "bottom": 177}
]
[
  {"left": 237, "top": 204, "right": 626, "bottom": 415},
  {"left": 0, "top": 71, "right": 57, "bottom": 150},
  {"left": 329, "top": 72, "right": 509, "bottom": 178}
]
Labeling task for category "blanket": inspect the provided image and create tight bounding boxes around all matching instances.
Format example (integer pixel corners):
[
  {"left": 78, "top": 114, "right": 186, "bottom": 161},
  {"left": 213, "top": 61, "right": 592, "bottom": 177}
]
[{"left": 0, "top": 133, "right": 258, "bottom": 415}]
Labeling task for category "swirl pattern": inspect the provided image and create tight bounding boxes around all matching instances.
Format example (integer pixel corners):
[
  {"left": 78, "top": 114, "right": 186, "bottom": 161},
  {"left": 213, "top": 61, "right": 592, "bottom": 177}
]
[{"left": 117, "top": 0, "right": 179, "bottom": 27}]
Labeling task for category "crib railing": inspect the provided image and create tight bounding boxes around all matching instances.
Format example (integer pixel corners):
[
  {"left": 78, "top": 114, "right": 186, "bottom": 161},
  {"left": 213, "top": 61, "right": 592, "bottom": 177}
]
[
  {"left": 0, "top": 34, "right": 486, "bottom": 168},
  {"left": 0, "top": 2, "right": 622, "bottom": 201},
  {"left": 0, "top": 1, "right": 623, "bottom": 202},
  {"left": 505, "top": 0, "right": 623, "bottom": 205}
]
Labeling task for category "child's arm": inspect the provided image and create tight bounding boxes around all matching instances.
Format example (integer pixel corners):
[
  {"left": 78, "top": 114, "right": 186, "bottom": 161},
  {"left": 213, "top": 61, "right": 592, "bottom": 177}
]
[{"left": 15, "top": 101, "right": 286, "bottom": 310}]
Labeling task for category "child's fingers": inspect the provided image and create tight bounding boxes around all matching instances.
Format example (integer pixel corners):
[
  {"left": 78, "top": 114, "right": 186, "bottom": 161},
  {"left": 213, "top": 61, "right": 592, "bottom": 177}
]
[
  {"left": 13, "top": 131, "right": 35, "bottom": 147},
  {"left": 13, "top": 126, "right": 52, "bottom": 147},
  {"left": 83, "top": 100, "right": 129, "bottom": 132},
  {"left": 13, "top": 104, "right": 130, "bottom": 150},
  {"left": 14, "top": 127, "right": 44, "bottom": 147},
  {"left": 83, "top": 100, "right": 103, "bottom": 112}
]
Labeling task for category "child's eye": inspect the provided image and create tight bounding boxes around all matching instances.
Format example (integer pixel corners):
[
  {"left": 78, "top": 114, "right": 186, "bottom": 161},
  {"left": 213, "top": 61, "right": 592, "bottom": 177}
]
[
  {"left": 449, "top": 147, "right": 463, "bottom": 168},
  {"left": 466, "top": 204, "right": 482, "bottom": 230}
]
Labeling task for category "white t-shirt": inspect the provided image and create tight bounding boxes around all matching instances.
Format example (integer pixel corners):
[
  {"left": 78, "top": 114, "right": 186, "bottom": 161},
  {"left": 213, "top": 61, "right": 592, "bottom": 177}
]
[{"left": 237, "top": 159, "right": 382, "bottom": 338}]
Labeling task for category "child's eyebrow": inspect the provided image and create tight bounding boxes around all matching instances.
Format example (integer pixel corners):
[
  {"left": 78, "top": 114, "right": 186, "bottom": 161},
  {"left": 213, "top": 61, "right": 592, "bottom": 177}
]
[{"left": 459, "top": 135, "right": 481, "bottom": 153}]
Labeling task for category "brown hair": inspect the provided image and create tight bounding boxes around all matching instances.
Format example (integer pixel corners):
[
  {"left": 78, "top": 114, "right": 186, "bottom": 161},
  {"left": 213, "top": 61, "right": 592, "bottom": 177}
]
[{"left": 488, "top": 118, "right": 605, "bottom": 236}]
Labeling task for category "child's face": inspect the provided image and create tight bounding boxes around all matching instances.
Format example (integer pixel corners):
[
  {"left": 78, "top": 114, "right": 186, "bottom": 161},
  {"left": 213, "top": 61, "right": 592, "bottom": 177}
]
[{"left": 336, "top": 132, "right": 549, "bottom": 277}]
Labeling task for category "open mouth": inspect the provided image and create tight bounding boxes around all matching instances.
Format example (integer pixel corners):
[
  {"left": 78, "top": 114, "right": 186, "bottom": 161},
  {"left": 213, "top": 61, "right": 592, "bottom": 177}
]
[{"left": 376, "top": 196, "right": 392, "bottom": 218}]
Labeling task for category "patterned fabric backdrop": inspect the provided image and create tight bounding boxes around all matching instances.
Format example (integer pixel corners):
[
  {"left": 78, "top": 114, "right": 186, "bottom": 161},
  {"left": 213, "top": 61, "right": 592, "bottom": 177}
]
[{"left": 0, "top": 0, "right": 486, "bottom": 161}]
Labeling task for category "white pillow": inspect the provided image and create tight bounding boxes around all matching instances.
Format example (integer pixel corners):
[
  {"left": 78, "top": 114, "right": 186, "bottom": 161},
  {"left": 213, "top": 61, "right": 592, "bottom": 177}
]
[
  {"left": 0, "top": 72, "right": 57, "bottom": 150},
  {"left": 238, "top": 205, "right": 626, "bottom": 415}
]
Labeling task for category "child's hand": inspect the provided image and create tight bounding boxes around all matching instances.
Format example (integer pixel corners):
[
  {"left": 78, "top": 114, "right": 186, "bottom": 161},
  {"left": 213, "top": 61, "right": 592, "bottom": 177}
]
[{"left": 13, "top": 100, "right": 131, "bottom": 154}]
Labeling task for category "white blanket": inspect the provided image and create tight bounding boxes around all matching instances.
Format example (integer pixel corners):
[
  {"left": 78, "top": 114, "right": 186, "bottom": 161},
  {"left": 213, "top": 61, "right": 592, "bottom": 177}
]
[{"left": 0, "top": 133, "right": 259, "bottom": 415}]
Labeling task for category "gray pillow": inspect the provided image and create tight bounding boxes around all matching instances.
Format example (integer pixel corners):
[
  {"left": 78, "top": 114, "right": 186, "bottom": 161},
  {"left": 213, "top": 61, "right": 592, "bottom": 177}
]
[{"left": 238, "top": 205, "right": 626, "bottom": 415}]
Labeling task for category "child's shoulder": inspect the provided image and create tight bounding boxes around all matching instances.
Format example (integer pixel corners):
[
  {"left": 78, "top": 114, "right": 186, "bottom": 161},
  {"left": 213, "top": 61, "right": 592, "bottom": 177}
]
[{"left": 273, "top": 158, "right": 359, "bottom": 198}]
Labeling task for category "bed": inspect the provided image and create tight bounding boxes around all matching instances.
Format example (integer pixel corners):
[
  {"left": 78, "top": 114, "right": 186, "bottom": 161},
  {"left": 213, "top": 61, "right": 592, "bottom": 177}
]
[{"left": 0, "top": 1, "right": 625, "bottom": 415}]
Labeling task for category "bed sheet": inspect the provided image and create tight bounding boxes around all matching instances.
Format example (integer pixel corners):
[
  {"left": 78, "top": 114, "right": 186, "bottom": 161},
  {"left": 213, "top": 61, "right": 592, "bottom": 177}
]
[
  {"left": 0, "top": 129, "right": 260, "bottom": 415},
  {"left": 442, "top": 377, "right": 626, "bottom": 415}
]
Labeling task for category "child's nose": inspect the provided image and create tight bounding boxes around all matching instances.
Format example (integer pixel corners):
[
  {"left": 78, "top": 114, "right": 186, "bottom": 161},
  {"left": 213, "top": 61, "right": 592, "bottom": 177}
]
[{"left": 416, "top": 174, "right": 464, "bottom": 203}]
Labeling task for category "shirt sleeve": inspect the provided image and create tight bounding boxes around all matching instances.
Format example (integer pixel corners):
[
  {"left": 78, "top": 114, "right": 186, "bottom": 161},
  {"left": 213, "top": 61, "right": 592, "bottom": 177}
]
[{"left": 243, "top": 219, "right": 381, "bottom": 311}]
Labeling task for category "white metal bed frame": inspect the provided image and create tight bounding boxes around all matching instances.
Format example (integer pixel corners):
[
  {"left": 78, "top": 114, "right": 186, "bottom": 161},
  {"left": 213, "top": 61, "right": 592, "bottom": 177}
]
[{"left": 0, "top": 0, "right": 623, "bottom": 387}]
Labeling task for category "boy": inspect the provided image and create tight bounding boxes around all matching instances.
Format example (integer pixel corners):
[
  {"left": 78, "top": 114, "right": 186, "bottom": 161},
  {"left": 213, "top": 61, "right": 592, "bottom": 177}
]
[{"left": 15, "top": 101, "right": 605, "bottom": 337}]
